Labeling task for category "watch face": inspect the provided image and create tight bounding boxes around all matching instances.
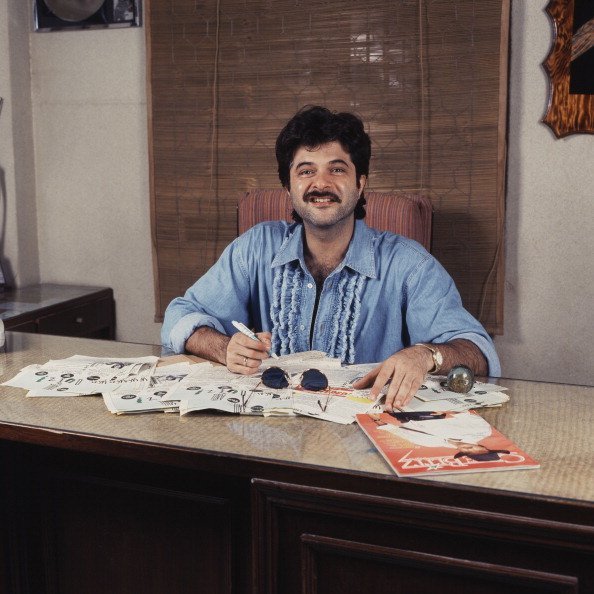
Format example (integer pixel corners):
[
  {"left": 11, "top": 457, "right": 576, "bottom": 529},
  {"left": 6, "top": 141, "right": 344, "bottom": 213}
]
[{"left": 435, "top": 350, "right": 444, "bottom": 366}]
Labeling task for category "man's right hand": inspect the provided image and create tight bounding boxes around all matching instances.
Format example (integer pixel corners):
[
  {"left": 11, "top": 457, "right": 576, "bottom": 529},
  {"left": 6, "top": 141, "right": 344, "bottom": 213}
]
[
  {"left": 184, "top": 326, "right": 273, "bottom": 374},
  {"left": 226, "top": 331, "right": 272, "bottom": 374}
]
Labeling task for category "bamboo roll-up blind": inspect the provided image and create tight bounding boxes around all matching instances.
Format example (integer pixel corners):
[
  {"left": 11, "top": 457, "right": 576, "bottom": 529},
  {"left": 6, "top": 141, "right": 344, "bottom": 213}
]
[{"left": 147, "top": 0, "right": 509, "bottom": 334}]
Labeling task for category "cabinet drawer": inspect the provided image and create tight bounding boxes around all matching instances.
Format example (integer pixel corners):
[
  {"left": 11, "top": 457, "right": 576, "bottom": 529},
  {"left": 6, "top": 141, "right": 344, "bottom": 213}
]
[{"left": 37, "top": 299, "right": 113, "bottom": 338}]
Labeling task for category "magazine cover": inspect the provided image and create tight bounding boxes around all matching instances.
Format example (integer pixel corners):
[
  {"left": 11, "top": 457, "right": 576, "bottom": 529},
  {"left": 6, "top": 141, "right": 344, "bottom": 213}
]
[{"left": 356, "top": 410, "right": 539, "bottom": 477}]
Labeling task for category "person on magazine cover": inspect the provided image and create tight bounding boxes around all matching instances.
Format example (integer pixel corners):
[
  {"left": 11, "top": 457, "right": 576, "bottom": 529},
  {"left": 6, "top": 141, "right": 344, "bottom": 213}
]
[
  {"left": 377, "top": 410, "right": 496, "bottom": 452},
  {"left": 161, "top": 106, "right": 501, "bottom": 411},
  {"left": 386, "top": 411, "right": 510, "bottom": 463}
]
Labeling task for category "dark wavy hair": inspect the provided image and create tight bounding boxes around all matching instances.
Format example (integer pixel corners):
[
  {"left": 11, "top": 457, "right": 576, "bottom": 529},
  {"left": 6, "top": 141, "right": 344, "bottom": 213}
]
[{"left": 275, "top": 106, "right": 371, "bottom": 221}]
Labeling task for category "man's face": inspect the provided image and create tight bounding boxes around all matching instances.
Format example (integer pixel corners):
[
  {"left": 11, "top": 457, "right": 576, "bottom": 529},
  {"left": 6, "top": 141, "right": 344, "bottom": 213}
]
[
  {"left": 455, "top": 442, "right": 489, "bottom": 455},
  {"left": 288, "top": 141, "right": 366, "bottom": 230}
]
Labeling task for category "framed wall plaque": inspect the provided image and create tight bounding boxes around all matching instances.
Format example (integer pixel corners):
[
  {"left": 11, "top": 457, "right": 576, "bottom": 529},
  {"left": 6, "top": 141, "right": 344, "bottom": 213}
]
[
  {"left": 34, "top": 0, "right": 142, "bottom": 32},
  {"left": 543, "top": 0, "right": 594, "bottom": 137}
]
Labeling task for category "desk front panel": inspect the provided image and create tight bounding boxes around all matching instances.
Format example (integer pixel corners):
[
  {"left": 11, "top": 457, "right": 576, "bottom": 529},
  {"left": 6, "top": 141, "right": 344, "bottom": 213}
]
[
  {"left": 2, "top": 441, "right": 251, "bottom": 594},
  {"left": 253, "top": 479, "right": 592, "bottom": 594},
  {"left": 2, "top": 441, "right": 593, "bottom": 594}
]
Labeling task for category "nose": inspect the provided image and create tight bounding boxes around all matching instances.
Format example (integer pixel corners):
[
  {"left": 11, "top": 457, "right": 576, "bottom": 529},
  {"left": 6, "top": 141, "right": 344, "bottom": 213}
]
[{"left": 311, "top": 171, "right": 331, "bottom": 191}]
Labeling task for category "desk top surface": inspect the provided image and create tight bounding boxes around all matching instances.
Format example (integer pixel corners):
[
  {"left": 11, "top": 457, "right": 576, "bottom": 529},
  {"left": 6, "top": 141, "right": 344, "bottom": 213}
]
[{"left": 0, "top": 332, "right": 592, "bottom": 505}]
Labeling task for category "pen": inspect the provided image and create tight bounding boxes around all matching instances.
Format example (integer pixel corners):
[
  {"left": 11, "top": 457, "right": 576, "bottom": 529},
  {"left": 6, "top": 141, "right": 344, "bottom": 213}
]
[
  {"left": 373, "top": 388, "right": 404, "bottom": 413},
  {"left": 231, "top": 320, "right": 279, "bottom": 359}
]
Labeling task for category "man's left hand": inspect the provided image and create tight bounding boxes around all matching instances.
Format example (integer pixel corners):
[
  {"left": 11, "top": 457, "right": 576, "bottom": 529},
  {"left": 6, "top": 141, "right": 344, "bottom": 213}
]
[{"left": 352, "top": 346, "right": 432, "bottom": 411}]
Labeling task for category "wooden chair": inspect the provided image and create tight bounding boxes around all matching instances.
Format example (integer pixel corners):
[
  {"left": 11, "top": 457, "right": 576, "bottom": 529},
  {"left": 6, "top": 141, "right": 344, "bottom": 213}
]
[{"left": 237, "top": 189, "right": 432, "bottom": 250}]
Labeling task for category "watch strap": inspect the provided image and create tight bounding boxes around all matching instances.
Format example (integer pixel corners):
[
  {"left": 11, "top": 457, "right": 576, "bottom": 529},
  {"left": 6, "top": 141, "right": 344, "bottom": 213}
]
[{"left": 414, "top": 343, "right": 443, "bottom": 374}]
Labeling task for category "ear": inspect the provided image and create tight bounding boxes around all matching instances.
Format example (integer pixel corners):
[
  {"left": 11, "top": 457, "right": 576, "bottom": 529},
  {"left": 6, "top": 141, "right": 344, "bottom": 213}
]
[{"left": 358, "top": 175, "right": 367, "bottom": 195}]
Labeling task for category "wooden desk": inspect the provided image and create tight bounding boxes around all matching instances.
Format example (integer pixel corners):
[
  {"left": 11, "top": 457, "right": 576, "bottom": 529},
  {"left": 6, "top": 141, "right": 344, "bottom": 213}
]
[
  {"left": 0, "top": 284, "right": 115, "bottom": 339},
  {"left": 0, "top": 332, "right": 592, "bottom": 594}
]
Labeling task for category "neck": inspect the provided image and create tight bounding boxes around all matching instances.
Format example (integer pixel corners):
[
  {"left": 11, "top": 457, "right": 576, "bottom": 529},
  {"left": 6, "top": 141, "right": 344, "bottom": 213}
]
[{"left": 303, "top": 218, "right": 355, "bottom": 285}]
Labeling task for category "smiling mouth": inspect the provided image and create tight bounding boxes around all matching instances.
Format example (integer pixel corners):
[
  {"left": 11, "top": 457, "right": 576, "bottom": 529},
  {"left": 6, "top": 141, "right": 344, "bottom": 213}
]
[{"left": 305, "top": 192, "right": 340, "bottom": 204}]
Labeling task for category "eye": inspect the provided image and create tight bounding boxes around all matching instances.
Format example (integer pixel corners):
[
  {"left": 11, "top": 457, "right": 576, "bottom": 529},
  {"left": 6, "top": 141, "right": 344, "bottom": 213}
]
[
  {"left": 297, "top": 168, "right": 315, "bottom": 176},
  {"left": 331, "top": 167, "right": 346, "bottom": 173}
]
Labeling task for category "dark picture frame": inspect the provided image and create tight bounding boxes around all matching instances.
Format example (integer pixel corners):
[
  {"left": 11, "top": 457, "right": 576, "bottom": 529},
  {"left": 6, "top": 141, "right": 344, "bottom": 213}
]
[
  {"left": 34, "top": 0, "right": 142, "bottom": 32},
  {"left": 543, "top": 0, "right": 594, "bottom": 137}
]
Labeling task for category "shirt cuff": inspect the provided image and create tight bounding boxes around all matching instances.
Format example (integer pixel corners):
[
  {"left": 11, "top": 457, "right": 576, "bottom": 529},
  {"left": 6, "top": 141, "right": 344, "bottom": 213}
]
[
  {"left": 168, "top": 313, "right": 226, "bottom": 354},
  {"left": 448, "top": 332, "right": 502, "bottom": 378}
]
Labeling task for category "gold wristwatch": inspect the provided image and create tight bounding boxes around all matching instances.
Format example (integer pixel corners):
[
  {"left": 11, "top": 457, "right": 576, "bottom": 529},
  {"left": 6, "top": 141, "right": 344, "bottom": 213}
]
[{"left": 414, "top": 343, "right": 443, "bottom": 374}]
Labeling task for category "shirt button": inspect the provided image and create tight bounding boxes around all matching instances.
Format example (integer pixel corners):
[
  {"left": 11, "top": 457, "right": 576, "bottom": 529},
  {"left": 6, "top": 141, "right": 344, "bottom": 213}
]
[
  {"left": 307, "top": 283, "right": 313, "bottom": 289},
  {"left": 300, "top": 325, "right": 305, "bottom": 331}
]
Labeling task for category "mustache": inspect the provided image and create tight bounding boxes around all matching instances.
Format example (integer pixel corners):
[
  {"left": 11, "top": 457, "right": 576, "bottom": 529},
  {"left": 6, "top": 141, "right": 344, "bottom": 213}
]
[{"left": 303, "top": 191, "right": 340, "bottom": 202}]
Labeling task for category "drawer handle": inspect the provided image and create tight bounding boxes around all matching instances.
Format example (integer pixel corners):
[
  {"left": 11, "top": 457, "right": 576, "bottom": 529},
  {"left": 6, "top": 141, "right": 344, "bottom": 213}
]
[{"left": 75, "top": 317, "right": 84, "bottom": 324}]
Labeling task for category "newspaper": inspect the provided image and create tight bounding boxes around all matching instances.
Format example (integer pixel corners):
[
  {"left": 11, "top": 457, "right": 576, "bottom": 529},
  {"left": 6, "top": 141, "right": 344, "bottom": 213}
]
[
  {"left": 102, "top": 362, "right": 191, "bottom": 414},
  {"left": 412, "top": 376, "right": 509, "bottom": 410},
  {"left": 2, "top": 351, "right": 510, "bottom": 424},
  {"left": 3, "top": 355, "right": 159, "bottom": 397}
]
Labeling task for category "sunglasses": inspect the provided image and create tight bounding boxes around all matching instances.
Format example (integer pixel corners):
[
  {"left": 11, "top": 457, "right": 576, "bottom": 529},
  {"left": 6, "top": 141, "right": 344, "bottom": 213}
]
[{"left": 261, "top": 367, "right": 328, "bottom": 391}]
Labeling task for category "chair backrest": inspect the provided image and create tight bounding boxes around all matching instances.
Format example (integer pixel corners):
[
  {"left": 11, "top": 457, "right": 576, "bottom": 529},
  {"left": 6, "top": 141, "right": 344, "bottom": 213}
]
[{"left": 237, "top": 189, "right": 432, "bottom": 250}]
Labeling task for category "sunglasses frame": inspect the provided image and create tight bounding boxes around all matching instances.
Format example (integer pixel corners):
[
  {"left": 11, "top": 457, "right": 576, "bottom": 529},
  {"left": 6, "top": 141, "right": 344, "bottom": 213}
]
[
  {"left": 261, "top": 366, "right": 291, "bottom": 389},
  {"left": 261, "top": 366, "right": 329, "bottom": 392}
]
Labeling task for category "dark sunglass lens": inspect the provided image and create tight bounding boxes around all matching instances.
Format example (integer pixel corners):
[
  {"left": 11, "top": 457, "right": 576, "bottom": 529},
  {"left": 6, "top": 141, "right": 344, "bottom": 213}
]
[
  {"left": 262, "top": 367, "right": 289, "bottom": 389},
  {"left": 301, "top": 369, "right": 328, "bottom": 391}
]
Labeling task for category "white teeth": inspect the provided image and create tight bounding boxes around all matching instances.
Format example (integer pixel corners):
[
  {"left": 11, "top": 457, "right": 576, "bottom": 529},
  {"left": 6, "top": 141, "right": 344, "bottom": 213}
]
[{"left": 311, "top": 198, "right": 332, "bottom": 203}]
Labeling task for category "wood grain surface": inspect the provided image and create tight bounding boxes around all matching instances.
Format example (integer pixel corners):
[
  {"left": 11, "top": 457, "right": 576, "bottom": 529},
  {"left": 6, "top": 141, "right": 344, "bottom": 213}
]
[{"left": 543, "top": 0, "right": 594, "bottom": 137}]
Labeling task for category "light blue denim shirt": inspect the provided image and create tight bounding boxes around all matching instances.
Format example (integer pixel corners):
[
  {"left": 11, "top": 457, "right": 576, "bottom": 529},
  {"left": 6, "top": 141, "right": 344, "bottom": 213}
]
[{"left": 161, "top": 220, "right": 501, "bottom": 375}]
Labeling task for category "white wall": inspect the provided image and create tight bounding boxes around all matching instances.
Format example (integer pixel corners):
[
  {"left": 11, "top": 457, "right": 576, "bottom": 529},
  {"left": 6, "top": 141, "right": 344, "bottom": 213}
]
[
  {"left": 493, "top": 1, "right": 594, "bottom": 386},
  {"left": 28, "top": 6, "right": 161, "bottom": 345},
  {"left": 2, "top": 0, "right": 592, "bottom": 384}
]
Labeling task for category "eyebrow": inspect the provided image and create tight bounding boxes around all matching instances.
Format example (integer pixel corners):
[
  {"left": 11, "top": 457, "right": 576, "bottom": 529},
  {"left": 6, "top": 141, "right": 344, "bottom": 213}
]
[{"left": 293, "top": 158, "right": 351, "bottom": 169}]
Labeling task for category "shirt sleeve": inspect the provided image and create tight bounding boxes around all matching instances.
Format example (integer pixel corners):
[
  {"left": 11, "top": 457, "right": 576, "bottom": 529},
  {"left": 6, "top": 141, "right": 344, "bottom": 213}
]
[
  {"left": 404, "top": 254, "right": 502, "bottom": 377},
  {"left": 160, "top": 235, "right": 252, "bottom": 354}
]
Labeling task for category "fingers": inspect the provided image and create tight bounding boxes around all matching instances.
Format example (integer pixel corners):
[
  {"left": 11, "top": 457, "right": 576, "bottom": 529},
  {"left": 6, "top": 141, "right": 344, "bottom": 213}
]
[
  {"left": 232, "top": 332, "right": 271, "bottom": 358},
  {"left": 226, "top": 332, "right": 272, "bottom": 375},
  {"left": 383, "top": 373, "right": 423, "bottom": 412},
  {"left": 354, "top": 349, "right": 428, "bottom": 412},
  {"left": 256, "top": 331, "right": 273, "bottom": 343},
  {"left": 370, "top": 364, "right": 396, "bottom": 400},
  {"left": 351, "top": 366, "right": 381, "bottom": 390},
  {"left": 226, "top": 349, "right": 261, "bottom": 374},
  {"left": 352, "top": 364, "right": 393, "bottom": 400}
]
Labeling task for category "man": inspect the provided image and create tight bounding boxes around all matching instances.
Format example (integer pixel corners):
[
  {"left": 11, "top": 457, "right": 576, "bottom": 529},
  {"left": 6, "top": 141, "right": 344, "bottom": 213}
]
[{"left": 161, "top": 106, "right": 500, "bottom": 411}]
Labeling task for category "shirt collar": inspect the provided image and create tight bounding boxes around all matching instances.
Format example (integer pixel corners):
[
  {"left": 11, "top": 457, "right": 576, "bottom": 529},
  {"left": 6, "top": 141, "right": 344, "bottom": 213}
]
[
  {"left": 343, "top": 219, "right": 377, "bottom": 278},
  {"left": 271, "top": 219, "right": 377, "bottom": 279}
]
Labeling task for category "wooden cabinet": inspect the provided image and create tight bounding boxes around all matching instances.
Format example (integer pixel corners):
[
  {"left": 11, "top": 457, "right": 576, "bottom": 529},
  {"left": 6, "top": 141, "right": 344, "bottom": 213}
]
[
  {"left": 1, "top": 284, "right": 115, "bottom": 339},
  {"left": 252, "top": 479, "right": 589, "bottom": 594},
  {"left": 2, "top": 443, "right": 592, "bottom": 594},
  {"left": 3, "top": 446, "right": 250, "bottom": 594}
]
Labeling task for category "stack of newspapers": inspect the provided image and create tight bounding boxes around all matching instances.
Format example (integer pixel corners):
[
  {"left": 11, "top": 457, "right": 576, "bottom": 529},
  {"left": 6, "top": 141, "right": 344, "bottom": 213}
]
[
  {"left": 153, "top": 351, "right": 380, "bottom": 423},
  {"left": 2, "top": 352, "right": 509, "bottom": 425}
]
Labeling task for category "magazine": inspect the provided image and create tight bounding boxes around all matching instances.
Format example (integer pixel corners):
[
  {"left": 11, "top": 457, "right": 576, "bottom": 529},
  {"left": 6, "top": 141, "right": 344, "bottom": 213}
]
[{"left": 356, "top": 410, "right": 539, "bottom": 477}]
